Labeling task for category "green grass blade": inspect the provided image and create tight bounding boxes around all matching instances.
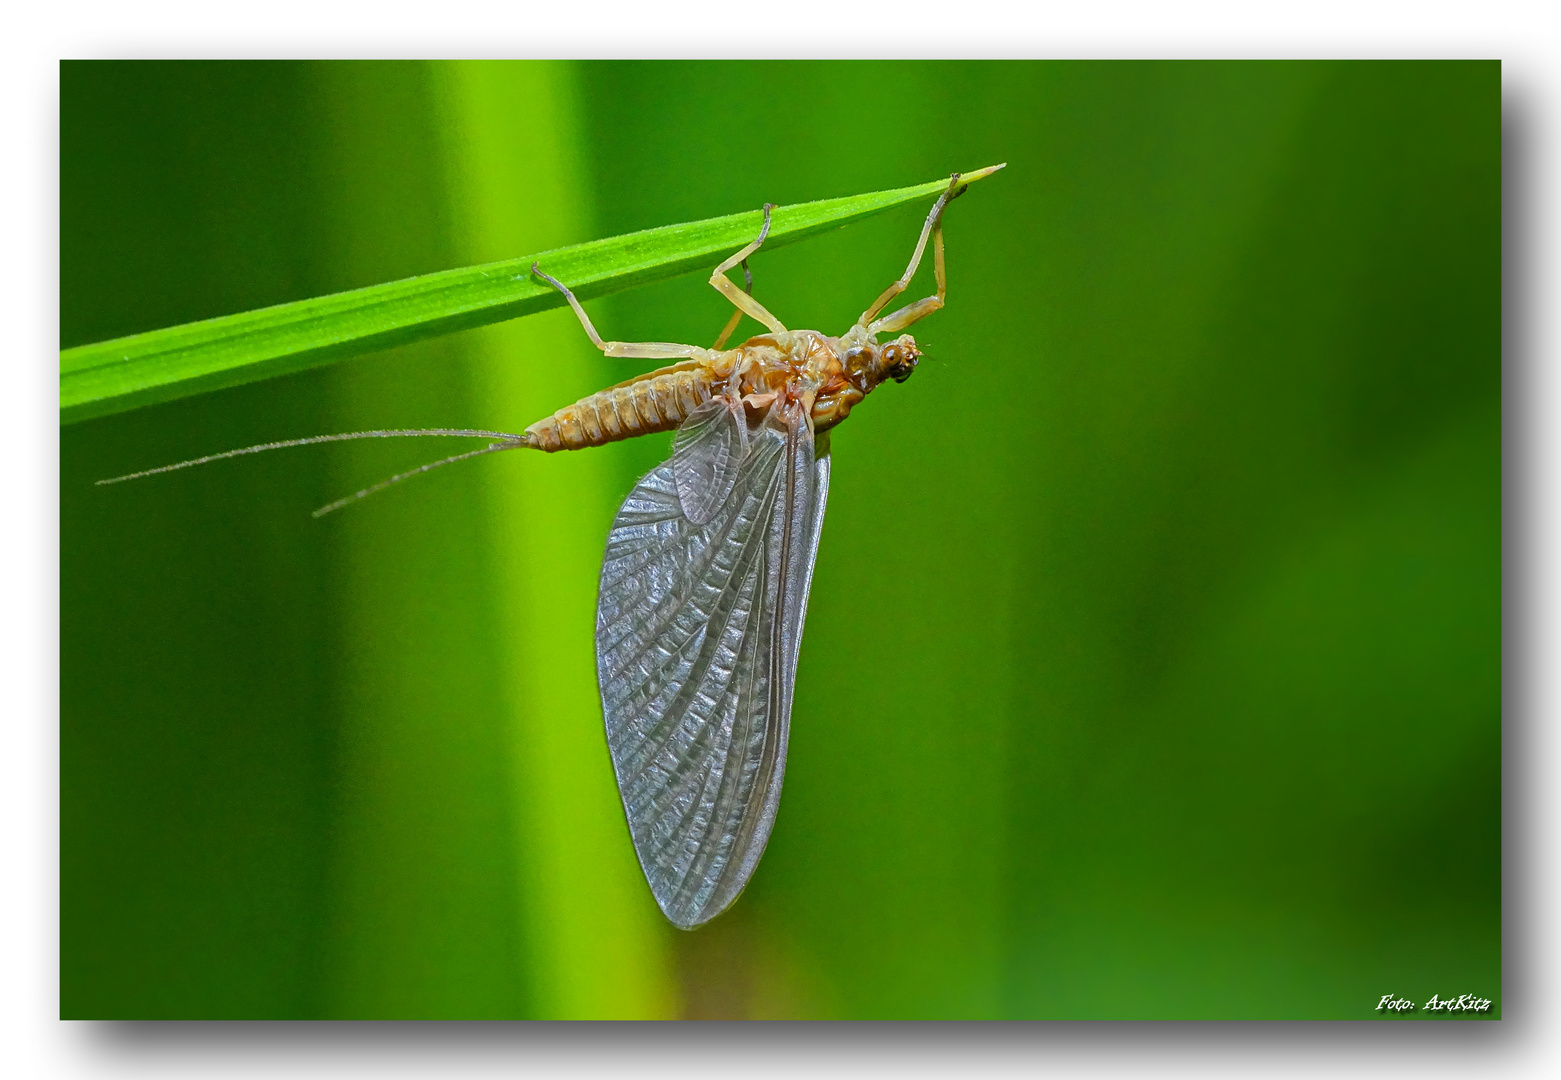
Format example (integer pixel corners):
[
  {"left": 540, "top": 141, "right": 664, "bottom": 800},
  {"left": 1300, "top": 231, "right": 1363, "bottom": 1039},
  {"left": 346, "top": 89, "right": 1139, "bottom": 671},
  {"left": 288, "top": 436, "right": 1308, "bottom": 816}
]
[{"left": 60, "top": 165, "right": 1004, "bottom": 425}]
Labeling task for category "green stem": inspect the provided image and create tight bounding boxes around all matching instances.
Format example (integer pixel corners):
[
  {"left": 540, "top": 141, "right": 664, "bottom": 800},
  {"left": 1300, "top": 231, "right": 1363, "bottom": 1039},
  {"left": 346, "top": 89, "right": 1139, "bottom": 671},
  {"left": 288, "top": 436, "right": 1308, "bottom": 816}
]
[{"left": 61, "top": 166, "right": 1004, "bottom": 425}]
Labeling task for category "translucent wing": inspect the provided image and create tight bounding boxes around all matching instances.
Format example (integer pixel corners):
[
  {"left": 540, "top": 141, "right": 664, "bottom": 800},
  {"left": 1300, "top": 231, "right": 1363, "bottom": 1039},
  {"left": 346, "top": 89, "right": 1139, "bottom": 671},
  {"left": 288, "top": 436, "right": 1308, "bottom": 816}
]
[
  {"left": 596, "top": 397, "right": 830, "bottom": 929},
  {"left": 671, "top": 397, "right": 747, "bottom": 526}
]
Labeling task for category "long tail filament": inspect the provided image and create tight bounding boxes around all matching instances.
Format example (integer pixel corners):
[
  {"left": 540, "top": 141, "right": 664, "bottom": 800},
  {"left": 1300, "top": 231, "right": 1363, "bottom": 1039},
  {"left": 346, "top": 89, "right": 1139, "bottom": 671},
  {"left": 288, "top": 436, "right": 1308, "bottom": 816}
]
[{"left": 96, "top": 428, "right": 528, "bottom": 517}]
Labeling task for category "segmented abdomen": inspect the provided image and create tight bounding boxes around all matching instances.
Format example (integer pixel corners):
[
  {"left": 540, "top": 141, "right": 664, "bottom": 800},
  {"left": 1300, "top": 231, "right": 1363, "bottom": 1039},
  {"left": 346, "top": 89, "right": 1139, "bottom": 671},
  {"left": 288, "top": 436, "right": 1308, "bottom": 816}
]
[{"left": 524, "top": 368, "right": 718, "bottom": 452}]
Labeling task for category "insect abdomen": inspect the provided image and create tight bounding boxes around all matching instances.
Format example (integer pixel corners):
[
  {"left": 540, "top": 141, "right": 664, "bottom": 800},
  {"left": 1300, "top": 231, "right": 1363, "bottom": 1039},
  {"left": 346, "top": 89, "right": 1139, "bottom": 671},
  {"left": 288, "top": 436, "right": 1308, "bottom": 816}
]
[{"left": 524, "top": 368, "right": 717, "bottom": 452}]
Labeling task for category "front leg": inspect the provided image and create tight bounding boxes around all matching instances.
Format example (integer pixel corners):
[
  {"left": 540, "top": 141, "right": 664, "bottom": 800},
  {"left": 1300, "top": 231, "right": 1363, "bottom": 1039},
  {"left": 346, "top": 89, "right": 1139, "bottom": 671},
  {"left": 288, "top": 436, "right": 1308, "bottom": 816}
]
[{"left": 858, "top": 171, "right": 966, "bottom": 335}]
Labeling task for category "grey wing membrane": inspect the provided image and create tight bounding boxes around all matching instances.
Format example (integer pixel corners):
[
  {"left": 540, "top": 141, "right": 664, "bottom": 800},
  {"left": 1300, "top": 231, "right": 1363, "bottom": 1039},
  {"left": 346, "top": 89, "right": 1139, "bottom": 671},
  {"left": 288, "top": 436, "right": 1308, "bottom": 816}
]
[{"left": 596, "top": 397, "right": 830, "bottom": 929}]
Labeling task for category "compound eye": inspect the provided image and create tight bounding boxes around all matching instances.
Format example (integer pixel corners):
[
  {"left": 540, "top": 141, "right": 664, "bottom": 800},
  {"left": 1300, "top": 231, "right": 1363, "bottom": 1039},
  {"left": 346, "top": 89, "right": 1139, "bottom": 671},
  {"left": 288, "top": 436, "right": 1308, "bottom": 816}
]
[{"left": 882, "top": 343, "right": 915, "bottom": 382}]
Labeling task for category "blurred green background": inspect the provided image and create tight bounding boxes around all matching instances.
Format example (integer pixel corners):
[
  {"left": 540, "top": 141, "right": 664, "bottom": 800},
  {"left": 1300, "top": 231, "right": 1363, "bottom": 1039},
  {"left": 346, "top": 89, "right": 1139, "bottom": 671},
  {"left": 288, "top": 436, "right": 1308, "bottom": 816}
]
[{"left": 60, "top": 60, "right": 1499, "bottom": 1019}]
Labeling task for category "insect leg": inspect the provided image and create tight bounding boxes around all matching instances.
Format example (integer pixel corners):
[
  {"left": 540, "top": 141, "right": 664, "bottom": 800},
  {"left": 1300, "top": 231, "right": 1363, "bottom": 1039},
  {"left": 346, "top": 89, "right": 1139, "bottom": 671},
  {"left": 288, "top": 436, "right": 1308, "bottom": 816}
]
[
  {"left": 711, "top": 257, "right": 754, "bottom": 349},
  {"left": 709, "top": 204, "right": 788, "bottom": 334},
  {"left": 858, "top": 173, "right": 967, "bottom": 333},
  {"left": 865, "top": 223, "right": 948, "bottom": 334},
  {"left": 532, "top": 263, "right": 709, "bottom": 361}
]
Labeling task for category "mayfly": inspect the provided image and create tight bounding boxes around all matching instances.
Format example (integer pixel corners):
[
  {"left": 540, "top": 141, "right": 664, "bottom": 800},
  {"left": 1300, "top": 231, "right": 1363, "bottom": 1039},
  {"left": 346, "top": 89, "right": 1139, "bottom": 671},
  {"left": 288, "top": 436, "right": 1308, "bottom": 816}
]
[{"left": 101, "top": 164, "right": 1004, "bottom": 929}]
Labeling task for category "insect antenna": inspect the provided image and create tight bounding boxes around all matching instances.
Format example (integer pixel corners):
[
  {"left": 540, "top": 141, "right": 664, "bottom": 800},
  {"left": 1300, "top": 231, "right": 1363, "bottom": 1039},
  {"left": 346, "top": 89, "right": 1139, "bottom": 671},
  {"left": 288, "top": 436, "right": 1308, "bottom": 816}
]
[{"left": 95, "top": 427, "right": 529, "bottom": 516}]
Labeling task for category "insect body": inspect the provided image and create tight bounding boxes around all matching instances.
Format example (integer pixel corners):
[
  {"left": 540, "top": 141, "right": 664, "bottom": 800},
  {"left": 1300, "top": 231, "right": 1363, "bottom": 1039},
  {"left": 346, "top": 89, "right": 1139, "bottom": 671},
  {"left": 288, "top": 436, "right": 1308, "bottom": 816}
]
[
  {"left": 516, "top": 324, "right": 916, "bottom": 453},
  {"left": 101, "top": 165, "right": 1003, "bottom": 929}
]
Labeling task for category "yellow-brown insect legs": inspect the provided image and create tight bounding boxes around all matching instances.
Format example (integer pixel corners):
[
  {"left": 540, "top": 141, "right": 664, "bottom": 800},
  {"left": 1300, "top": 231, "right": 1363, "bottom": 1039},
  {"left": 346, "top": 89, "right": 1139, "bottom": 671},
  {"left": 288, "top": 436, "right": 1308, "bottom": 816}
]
[
  {"left": 711, "top": 208, "right": 769, "bottom": 350},
  {"left": 709, "top": 203, "right": 787, "bottom": 335},
  {"left": 859, "top": 172, "right": 968, "bottom": 335},
  {"left": 103, "top": 173, "right": 1004, "bottom": 520},
  {"left": 709, "top": 263, "right": 750, "bottom": 351},
  {"left": 530, "top": 262, "right": 607, "bottom": 349},
  {"left": 531, "top": 261, "right": 706, "bottom": 361}
]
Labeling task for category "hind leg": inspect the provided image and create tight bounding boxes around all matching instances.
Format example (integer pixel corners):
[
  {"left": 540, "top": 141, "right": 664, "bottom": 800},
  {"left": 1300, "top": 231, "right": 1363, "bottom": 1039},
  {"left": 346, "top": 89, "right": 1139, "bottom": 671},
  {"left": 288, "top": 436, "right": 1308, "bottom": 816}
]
[{"left": 532, "top": 262, "right": 709, "bottom": 361}]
